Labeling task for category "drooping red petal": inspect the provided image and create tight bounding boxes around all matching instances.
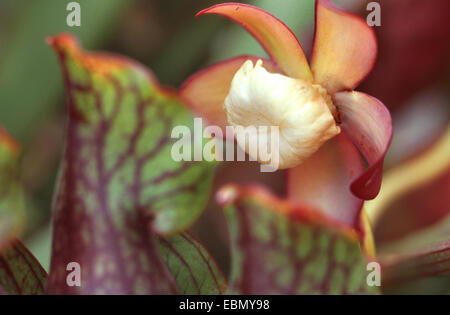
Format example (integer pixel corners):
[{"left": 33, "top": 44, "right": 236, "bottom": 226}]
[
  {"left": 180, "top": 55, "right": 280, "bottom": 140},
  {"left": 197, "top": 3, "right": 312, "bottom": 80},
  {"left": 311, "top": 0, "right": 377, "bottom": 93},
  {"left": 334, "top": 91, "right": 392, "bottom": 200},
  {"left": 287, "top": 132, "right": 365, "bottom": 227}
]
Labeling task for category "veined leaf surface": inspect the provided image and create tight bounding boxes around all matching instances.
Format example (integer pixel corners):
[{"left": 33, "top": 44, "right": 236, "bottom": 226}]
[
  {"left": 382, "top": 240, "right": 450, "bottom": 285},
  {"left": 157, "top": 232, "right": 227, "bottom": 294},
  {"left": 217, "top": 184, "right": 379, "bottom": 294},
  {"left": 0, "top": 240, "right": 47, "bottom": 295},
  {"left": 46, "top": 34, "right": 216, "bottom": 294}
]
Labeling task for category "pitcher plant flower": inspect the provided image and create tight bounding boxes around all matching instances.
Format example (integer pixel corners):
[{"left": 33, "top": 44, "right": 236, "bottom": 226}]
[{"left": 180, "top": 0, "right": 392, "bottom": 225}]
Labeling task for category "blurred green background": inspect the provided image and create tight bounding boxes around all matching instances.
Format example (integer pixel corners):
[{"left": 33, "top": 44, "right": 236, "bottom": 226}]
[{"left": 0, "top": 0, "right": 449, "bottom": 294}]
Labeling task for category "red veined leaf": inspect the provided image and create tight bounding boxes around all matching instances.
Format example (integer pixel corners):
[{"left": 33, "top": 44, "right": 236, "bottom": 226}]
[
  {"left": 0, "top": 126, "right": 25, "bottom": 251},
  {"left": 381, "top": 240, "right": 450, "bottom": 285},
  {"left": 217, "top": 184, "right": 379, "bottom": 294},
  {"left": 0, "top": 239, "right": 47, "bottom": 295},
  {"left": 46, "top": 34, "right": 216, "bottom": 294},
  {"left": 0, "top": 128, "right": 45, "bottom": 294},
  {"left": 156, "top": 232, "right": 227, "bottom": 294}
]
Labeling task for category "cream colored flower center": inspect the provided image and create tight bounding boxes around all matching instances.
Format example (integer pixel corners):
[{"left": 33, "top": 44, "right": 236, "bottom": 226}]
[{"left": 224, "top": 59, "right": 340, "bottom": 169}]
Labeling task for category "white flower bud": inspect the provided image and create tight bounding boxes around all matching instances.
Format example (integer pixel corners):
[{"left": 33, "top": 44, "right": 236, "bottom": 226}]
[{"left": 224, "top": 60, "right": 340, "bottom": 169}]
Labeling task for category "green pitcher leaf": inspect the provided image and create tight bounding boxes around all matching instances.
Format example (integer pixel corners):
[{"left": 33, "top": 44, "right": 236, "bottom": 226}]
[
  {"left": 0, "top": 239, "right": 47, "bottom": 295},
  {"left": 0, "top": 126, "right": 25, "bottom": 251},
  {"left": 157, "top": 232, "right": 227, "bottom": 295},
  {"left": 46, "top": 34, "right": 216, "bottom": 294},
  {"left": 217, "top": 184, "right": 379, "bottom": 295}
]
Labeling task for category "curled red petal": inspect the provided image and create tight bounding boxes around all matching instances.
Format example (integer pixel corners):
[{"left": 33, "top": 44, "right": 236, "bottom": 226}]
[{"left": 334, "top": 91, "right": 392, "bottom": 200}]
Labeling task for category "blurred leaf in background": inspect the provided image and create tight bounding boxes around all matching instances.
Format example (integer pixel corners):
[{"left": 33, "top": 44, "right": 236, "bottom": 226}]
[
  {"left": 0, "top": 0, "right": 132, "bottom": 143},
  {"left": 0, "top": 127, "right": 24, "bottom": 251},
  {"left": 0, "top": 0, "right": 137, "bottom": 248}
]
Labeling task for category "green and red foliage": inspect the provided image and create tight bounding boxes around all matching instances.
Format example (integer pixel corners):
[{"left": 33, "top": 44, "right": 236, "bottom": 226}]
[
  {"left": 0, "top": 240, "right": 47, "bottom": 295},
  {"left": 382, "top": 240, "right": 450, "bottom": 286},
  {"left": 0, "top": 127, "right": 24, "bottom": 252},
  {"left": 45, "top": 34, "right": 223, "bottom": 294},
  {"left": 0, "top": 128, "right": 46, "bottom": 294},
  {"left": 0, "top": 31, "right": 386, "bottom": 295},
  {"left": 217, "top": 185, "right": 379, "bottom": 294},
  {"left": 0, "top": 1, "right": 448, "bottom": 296}
]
